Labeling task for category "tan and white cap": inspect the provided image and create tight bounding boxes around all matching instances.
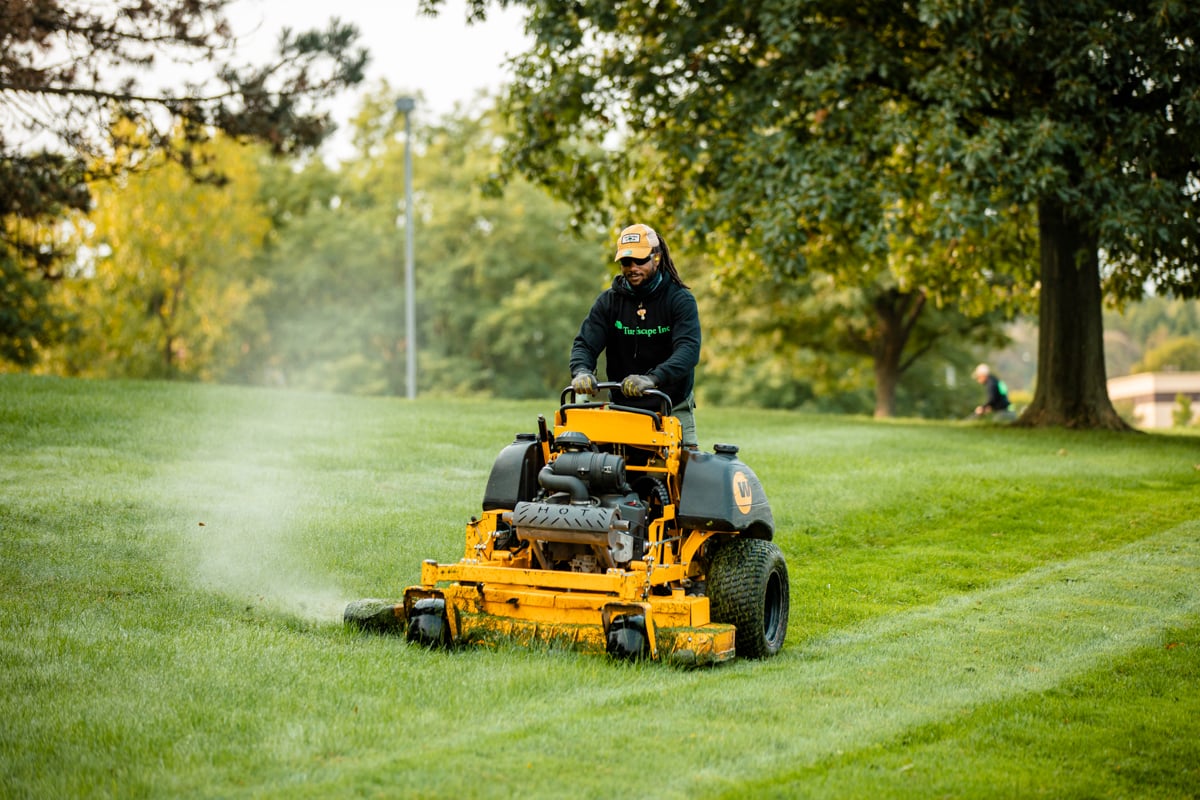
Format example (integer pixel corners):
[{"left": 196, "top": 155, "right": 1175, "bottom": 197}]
[{"left": 613, "top": 223, "right": 659, "bottom": 261}]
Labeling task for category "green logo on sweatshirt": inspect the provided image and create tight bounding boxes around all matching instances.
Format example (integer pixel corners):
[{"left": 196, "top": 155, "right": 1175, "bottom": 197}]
[{"left": 615, "top": 320, "right": 670, "bottom": 336}]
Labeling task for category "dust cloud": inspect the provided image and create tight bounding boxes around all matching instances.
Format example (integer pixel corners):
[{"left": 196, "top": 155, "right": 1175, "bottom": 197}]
[{"left": 167, "top": 395, "right": 352, "bottom": 623}]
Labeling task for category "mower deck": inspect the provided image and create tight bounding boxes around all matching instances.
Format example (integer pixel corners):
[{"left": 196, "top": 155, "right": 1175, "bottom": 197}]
[{"left": 409, "top": 559, "right": 737, "bottom": 665}]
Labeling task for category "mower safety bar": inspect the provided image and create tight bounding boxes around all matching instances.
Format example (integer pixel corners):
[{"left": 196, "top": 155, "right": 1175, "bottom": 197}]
[{"left": 561, "top": 382, "right": 673, "bottom": 419}]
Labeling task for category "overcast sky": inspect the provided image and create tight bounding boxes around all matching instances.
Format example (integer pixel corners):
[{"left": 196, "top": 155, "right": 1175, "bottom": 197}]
[{"left": 226, "top": 0, "right": 530, "bottom": 160}]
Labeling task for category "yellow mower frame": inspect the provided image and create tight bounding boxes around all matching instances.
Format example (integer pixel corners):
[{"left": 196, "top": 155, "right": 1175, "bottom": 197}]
[{"left": 346, "top": 384, "right": 789, "bottom": 665}]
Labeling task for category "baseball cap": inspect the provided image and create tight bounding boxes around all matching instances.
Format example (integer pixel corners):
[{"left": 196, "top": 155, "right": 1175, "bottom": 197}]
[{"left": 613, "top": 223, "right": 659, "bottom": 261}]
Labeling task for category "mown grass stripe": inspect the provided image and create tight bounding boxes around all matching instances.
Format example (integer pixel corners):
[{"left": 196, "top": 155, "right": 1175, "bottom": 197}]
[
  {"left": 310, "top": 525, "right": 1199, "bottom": 799},
  {"left": 688, "top": 521, "right": 1200, "bottom": 796}
]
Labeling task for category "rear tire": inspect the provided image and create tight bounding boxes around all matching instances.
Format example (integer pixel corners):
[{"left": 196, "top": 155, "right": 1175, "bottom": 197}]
[{"left": 708, "top": 537, "right": 789, "bottom": 658}]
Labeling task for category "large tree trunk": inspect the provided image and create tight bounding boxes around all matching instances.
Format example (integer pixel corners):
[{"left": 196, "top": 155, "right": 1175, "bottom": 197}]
[
  {"left": 870, "top": 288, "right": 925, "bottom": 418},
  {"left": 873, "top": 358, "right": 898, "bottom": 418},
  {"left": 1019, "top": 198, "right": 1130, "bottom": 430}
]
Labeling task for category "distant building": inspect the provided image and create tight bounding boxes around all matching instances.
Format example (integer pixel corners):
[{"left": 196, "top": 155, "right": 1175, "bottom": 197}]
[{"left": 1107, "top": 372, "right": 1200, "bottom": 428}]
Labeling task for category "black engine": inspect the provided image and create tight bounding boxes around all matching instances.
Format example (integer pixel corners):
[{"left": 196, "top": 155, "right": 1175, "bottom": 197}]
[{"left": 504, "top": 432, "right": 654, "bottom": 572}]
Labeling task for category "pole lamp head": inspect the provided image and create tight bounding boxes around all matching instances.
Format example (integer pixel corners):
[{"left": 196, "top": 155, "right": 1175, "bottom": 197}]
[{"left": 395, "top": 96, "right": 416, "bottom": 114}]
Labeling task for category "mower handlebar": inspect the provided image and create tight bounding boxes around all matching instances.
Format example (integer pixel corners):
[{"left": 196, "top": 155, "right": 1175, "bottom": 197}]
[{"left": 561, "top": 382, "right": 673, "bottom": 418}]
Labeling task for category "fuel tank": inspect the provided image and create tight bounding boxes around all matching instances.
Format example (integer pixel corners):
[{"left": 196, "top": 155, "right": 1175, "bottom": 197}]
[{"left": 677, "top": 444, "right": 774, "bottom": 539}]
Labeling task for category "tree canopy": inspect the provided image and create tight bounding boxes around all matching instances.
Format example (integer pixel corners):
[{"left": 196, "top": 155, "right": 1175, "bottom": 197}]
[
  {"left": 1134, "top": 336, "right": 1200, "bottom": 373},
  {"left": 449, "top": 0, "right": 1200, "bottom": 428},
  {"left": 217, "top": 89, "right": 610, "bottom": 399},
  {"left": 2, "top": 0, "right": 367, "bottom": 215},
  {"left": 13, "top": 78, "right": 1186, "bottom": 415},
  {"left": 47, "top": 129, "right": 273, "bottom": 380},
  {"left": 1, "top": 0, "right": 367, "bottom": 361}
]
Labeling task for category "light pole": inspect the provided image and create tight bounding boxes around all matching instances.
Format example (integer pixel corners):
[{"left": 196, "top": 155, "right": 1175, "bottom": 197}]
[{"left": 396, "top": 96, "right": 417, "bottom": 399}]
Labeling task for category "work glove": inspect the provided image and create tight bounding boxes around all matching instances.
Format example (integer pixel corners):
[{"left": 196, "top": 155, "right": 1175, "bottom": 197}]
[
  {"left": 571, "top": 371, "right": 598, "bottom": 395},
  {"left": 621, "top": 374, "right": 656, "bottom": 397}
]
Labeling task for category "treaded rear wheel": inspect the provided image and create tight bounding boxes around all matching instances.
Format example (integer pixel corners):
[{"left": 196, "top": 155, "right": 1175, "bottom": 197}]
[{"left": 708, "top": 537, "right": 789, "bottom": 659}]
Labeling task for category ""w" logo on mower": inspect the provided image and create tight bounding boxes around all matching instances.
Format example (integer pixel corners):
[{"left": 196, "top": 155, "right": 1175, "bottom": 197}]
[{"left": 732, "top": 470, "right": 753, "bottom": 515}]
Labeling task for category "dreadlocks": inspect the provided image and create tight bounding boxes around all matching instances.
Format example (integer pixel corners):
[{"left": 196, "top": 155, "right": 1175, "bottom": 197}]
[{"left": 651, "top": 230, "right": 689, "bottom": 289}]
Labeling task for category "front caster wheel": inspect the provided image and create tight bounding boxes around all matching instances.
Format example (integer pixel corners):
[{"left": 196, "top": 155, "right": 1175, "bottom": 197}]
[
  {"left": 406, "top": 598, "right": 450, "bottom": 648},
  {"left": 606, "top": 614, "right": 650, "bottom": 660}
]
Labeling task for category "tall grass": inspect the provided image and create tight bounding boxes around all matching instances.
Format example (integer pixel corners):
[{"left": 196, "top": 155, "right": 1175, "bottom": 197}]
[{"left": 2, "top": 375, "right": 1197, "bottom": 798}]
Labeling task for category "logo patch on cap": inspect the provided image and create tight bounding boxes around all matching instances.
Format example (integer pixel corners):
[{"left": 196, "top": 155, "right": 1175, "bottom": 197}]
[{"left": 619, "top": 233, "right": 643, "bottom": 245}]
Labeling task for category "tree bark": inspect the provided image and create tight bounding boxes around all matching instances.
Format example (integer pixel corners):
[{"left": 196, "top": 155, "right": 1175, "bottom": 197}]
[
  {"left": 1019, "top": 198, "right": 1130, "bottom": 430},
  {"left": 873, "top": 358, "right": 898, "bottom": 418},
  {"left": 871, "top": 288, "right": 926, "bottom": 419}
]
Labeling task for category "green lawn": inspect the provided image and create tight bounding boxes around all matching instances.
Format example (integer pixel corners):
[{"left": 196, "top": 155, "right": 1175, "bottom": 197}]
[{"left": 2, "top": 375, "right": 1197, "bottom": 799}]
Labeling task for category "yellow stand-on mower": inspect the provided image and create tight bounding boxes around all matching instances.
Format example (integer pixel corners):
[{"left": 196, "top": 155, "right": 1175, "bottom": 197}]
[{"left": 345, "top": 383, "right": 789, "bottom": 664}]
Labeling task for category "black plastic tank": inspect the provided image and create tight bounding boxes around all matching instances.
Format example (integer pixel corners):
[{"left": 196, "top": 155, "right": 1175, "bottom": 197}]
[
  {"left": 677, "top": 443, "right": 774, "bottom": 539},
  {"left": 482, "top": 433, "right": 544, "bottom": 511}
]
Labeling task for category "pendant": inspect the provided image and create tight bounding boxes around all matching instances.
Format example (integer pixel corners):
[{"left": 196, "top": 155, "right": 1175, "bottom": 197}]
[{"left": 637, "top": 305, "right": 647, "bottom": 321}]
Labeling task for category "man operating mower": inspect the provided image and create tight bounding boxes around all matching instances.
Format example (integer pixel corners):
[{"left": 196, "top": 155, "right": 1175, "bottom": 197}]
[{"left": 570, "top": 223, "right": 701, "bottom": 448}]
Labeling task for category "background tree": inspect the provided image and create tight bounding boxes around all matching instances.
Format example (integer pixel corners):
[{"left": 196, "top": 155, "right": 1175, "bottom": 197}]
[
  {"left": 45, "top": 127, "right": 272, "bottom": 380},
  {"left": 1109, "top": 297, "right": 1200, "bottom": 364},
  {"left": 698, "top": 164, "right": 1033, "bottom": 417},
  {"left": 1, "top": 0, "right": 367, "bottom": 364},
  {"left": 1, "top": 208, "right": 71, "bottom": 366},
  {"left": 991, "top": 298, "right": 1200, "bottom": 391},
  {"left": 360, "top": 100, "right": 609, "bottom": 398},
  {"left": 241, "top": 152, "right": 403, "bottom": 394},
  {"left": 243, "top": 88, "right": 607, "bottom": 398},
  {"left": 446, "top": 0, "right": 1200, "bottom": 429},
  {"left": 701, "top": 264, "right": 1003, "bottom": 417},
  {"left": 1134, "top": 337, "right": 1200, "bottom": 373},
  {"left": 1172, "top": 394, "right": 1195, "bottom": 428}
]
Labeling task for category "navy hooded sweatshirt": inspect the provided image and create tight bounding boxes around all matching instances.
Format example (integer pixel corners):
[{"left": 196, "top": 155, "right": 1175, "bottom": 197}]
[{"left": 569, "top": 272, "right": 700, "bottom": 409}]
